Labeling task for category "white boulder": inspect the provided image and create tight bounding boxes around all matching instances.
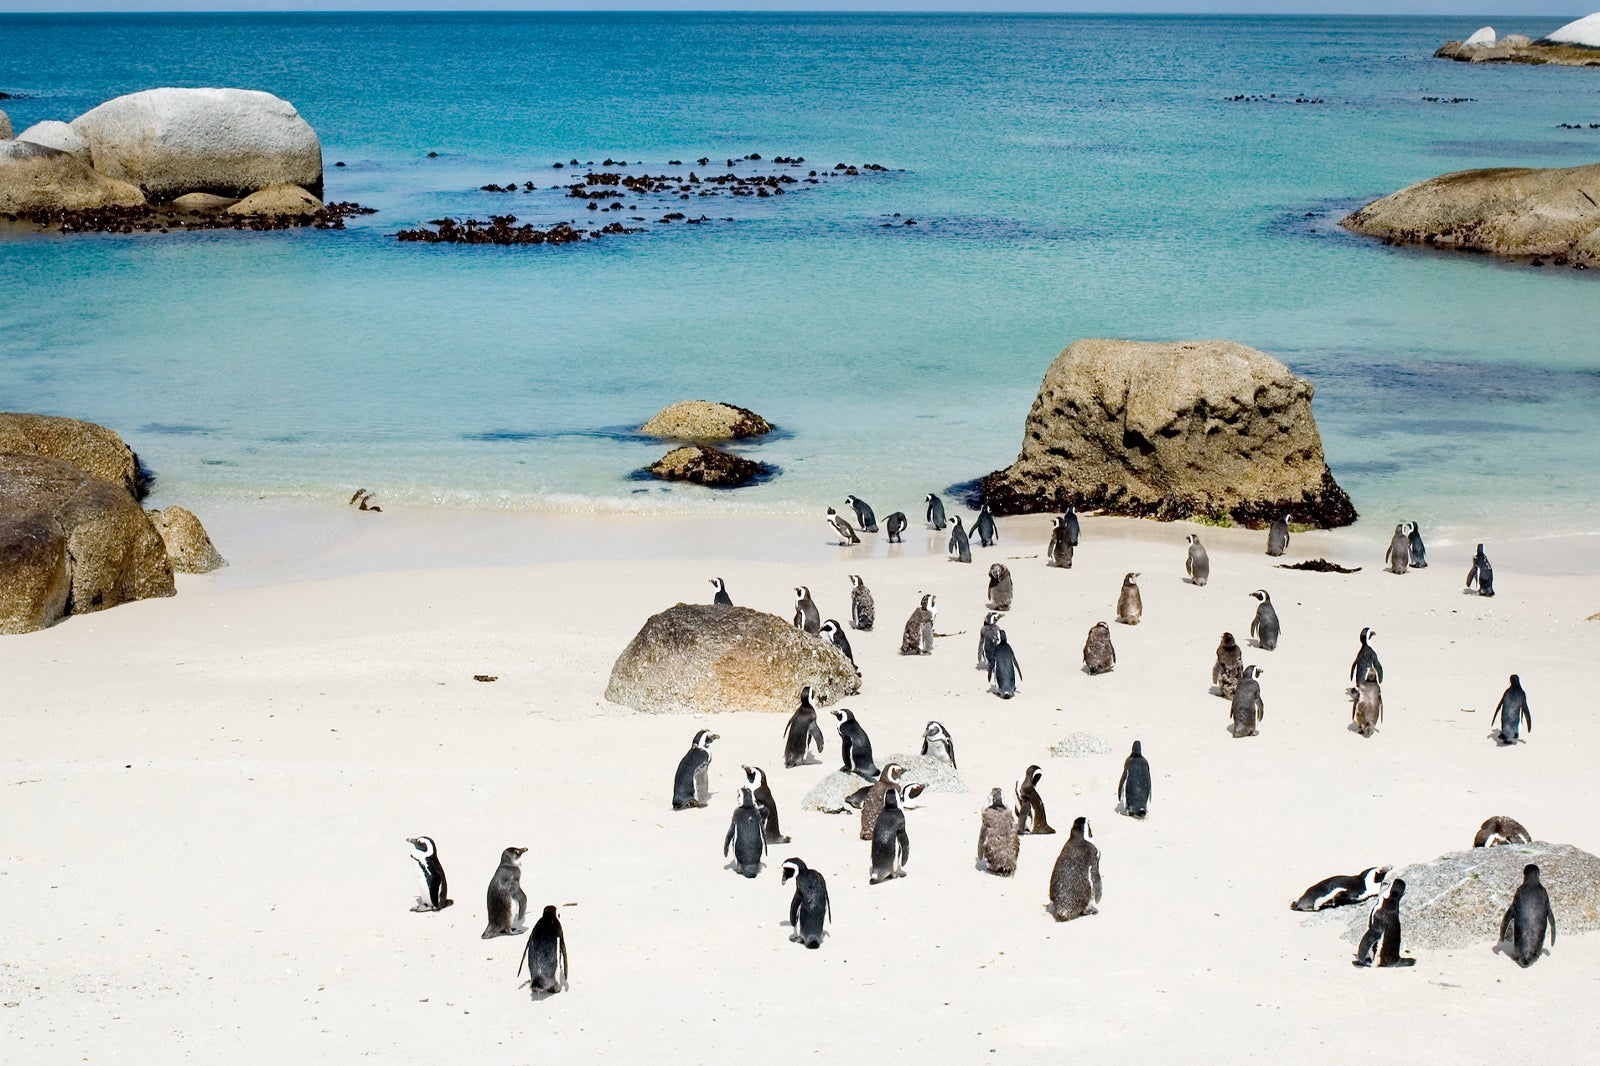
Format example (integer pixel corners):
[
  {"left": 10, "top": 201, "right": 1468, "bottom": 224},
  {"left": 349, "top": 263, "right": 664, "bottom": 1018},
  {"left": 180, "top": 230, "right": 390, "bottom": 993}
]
[
  {"left": 1464, "top": 26, "right": 1496, "bottom": 47},
  {"left": 1541, "top": 12, "right": 1600, "bottom": 48},
  {"left": 0, "top": 139, "right": 145, "bottom": 212},
  {"left": 16, "top": 120, "right": 92, "bottom": 166}
]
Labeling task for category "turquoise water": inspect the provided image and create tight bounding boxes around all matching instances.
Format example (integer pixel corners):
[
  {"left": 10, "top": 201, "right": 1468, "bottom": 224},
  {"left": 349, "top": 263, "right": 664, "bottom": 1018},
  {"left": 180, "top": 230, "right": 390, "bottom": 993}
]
[{"left": 2, "top": 13, "right": 1597, "bottom": 540}]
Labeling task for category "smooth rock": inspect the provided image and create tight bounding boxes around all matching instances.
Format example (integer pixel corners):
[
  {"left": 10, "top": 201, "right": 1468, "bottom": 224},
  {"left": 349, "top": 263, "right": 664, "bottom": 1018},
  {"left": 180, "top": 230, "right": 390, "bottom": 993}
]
[
  {"left": 0, "top": 413, "right": 147, "bottom": 498},
  {"left": 146, "top": 505, "right": 226, "bottom": 573},
  {"left": 225, "top": 183, "right": 322, "bottom": 217},
  {"left": 1, "top": 109, "right": 14, "bottom": 140},
  {"left": 977, "top": 339, "right": 1356, "bottom": 528},
  {"left": 640, "top": 400, "right": 772, "bottom": 441},
  {"left": 1542, "top": 12, "right": 1600, "bottom": 48},
  {"left": 15, "top": 120, "right": 91, "bottom": 166},
  {"left": 0, "top": 139, "right": 145, "bottom": 213},
  {"left": 648, "top": 444, "right": 769, "bottom": 488},
  {"left": 605, "top": 602, "right": 859, "bottom": 715},
  {"left": 70, "top": 87, "right": 322, "bottom": 200},
  {"left": 171, "top": 191, "right": 239, "bottom": 211},
  {"left": 1464, "top": 26, "right": 1497, "bottom": 47}
]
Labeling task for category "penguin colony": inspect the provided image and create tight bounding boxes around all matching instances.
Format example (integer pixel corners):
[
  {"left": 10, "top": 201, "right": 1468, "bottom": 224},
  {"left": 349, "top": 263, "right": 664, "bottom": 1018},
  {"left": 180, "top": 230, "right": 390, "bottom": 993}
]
[{"left": 407, "top": 502, "right": 1547, "bottom": 1001}]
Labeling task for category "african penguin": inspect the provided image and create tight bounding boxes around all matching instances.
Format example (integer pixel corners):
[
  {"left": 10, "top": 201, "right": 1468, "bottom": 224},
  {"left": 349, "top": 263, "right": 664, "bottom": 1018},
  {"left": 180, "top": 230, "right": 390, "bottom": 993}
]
[
  {"left": 832, "top": 707, "right": 879, "bottom": 780},
  {"left": 900, "top": 593, "right": 936, "bottom": 656},
  {"left": 1047, "top": 514, "right": 1075, "bottom": 569},
  {"left": 406, "top": 836, "right": 453, "bottom": 912},
  {"left": 709, "top": 577, "right": 733, "bottom": 607},
  {"left": 1350, "top": 627, "right": 1383, "bottom": 684},
  {"left": 1229, "top": 665, "right": 1265, "bottom": 737},
  {"left": 1407, "top": 522, "right": 1428, "bottom": 568},
  {"left": 825, "top": 508, "right": 860, "bottom": 546},
  {"left": 482, "top": 846, "right": 529, "bottom": 939},
  {"left": 858, "top": 763, "right": 907, "bottom": 841},
  {"left": 1490, "top": 674, "right": 1531, "bottom": 745},
  {"left": 1185, "top": 533, "right": 1209, "bottom": 586},
  {"left": 1213, "top": 632, "right": 1244, "bottom": 698},
  {"left": 986, "top": 563, "right": 1013, "bottom": 612},
  {"left": 724, "top": 786, "right": 768, "bottom": 878},
  {"left": 742, "top": 764, "right": 790, "bottom": 844},
  {"left": 782, "top": 858, "right": 832, "bottom": 948},
  {"left": 977, "top": 788, "right": 1020, "bottom": 876},
  {"left": 845, "top": 494, "right": 878, "bottom": 533},
  {"left": 1267, "top": 514, "right": 1290, "bottom": 557},
  {"left": 1348, "top": 670, "right": 1383, "bottom": 737},
  {"left": 1354, "top": 878, "right": 1414, "bottom": 967},
  {"left": 925, "top": 492, "right": 947, "bottom": 530},
  {"left": 1385, "top": 523, "right": 1411, "bottom": 575},
  {"left": 1117, "top": 741, "right": 1151, "bottom": 819},
  {"left": 1064, "top": 505, "right": 1080, "bottom": 546},
  {"left": 1116, "top": 572, "right": 1142, "bottom": 625},
  {"left": 921, "top": 720, "right": 957, "bottom": 768},
  {"left": 1082, "top": 621, "right": 1116, "bottom": 675},
  {"left": 948, "top": 515, "right": 972, "bottom": 563},
  {"left": 868, "top": 787, "right": 910, "bottom": 885},
  {"left": 1015, "top": 765, "right": 1055, "bottom": 835},
  {"left": 518, "top": 905, "right": 569, "bottom": 995},
  {"left": 848, "top": 574, "right": 875, "bottom": 631},
  {"left": 988, "top": 630, "right": 1021, "bottom": 698},
  {"left": 974, "top": 504, "right": 998, "bottom": 547},
  {"left": 976, "top": 610, "right": 1003, "bottom": 670},
  {"left": 1048, "top": 816, "right": 1102, "bottom": 921},
  {"left": 884, "top": 511, "right": 908, "bottom": 543},
  {"left": 793, "top": 586, "right": 821, "bottom": 635},
  {"left": 782, "top": 686, "right": 825, "bottom": 768},
  {"left": 897, "top": 781, "right": 928, "bottom": 809},
  {"left": 1467, "top": 543, "right": 1495, "bottom": 596},
  {"left": 1290, "top": 866, "right": 1389, "bottom": 912},
  {"left": 819, "top": 619, "right": 855, "bottom": 665},
  {"left": 1501, "top": 864, "right": 1557, "bottom": 968},
  {"left": 1249, "top": 590, "right": 1280, "bottom": 651},
  {"left": 1474, "top": 815, "right": 1532, "bottom": 848},
  {"left": 672, "top": 728, "right": 719, "bottom": 809}
]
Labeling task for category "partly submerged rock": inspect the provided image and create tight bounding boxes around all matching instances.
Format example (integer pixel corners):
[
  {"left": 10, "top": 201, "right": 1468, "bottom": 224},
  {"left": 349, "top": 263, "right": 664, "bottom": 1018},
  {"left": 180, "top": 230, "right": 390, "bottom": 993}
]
[
  {"left": 0, "top": 413, "right": 147, "bottom": 499},
  {"left": 225, "top": 183, "right": 322, "bottom": 218},
  {"left": 648, "top": 444, "right": 770, "bottom": 488},
  {"left": 14, "top": 120, "right": 92, "bottom": 167},
  {"left": 146, "top": 505, "right": 226, "bottom": 573},
  {"left": 605, "top": 602, "right": 859, "bottom": 715},
  {"left": 0, "top": 139, "right": 145, "bottom": 213},
  {"left": 640, "top": 400, "right": 772, "bottom": 441},
  {"left": 171, "top": 191, "right": 239, "bottom": 211},
  {"left": 1436, "top": 31, "right": 1597, "bottom": 65}
]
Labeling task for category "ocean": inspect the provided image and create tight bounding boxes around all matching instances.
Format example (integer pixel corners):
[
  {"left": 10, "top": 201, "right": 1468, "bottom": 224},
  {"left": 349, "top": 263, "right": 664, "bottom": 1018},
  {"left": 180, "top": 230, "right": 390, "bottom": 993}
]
[{"left": 2, "top": 12, "right": 1596, "bottom": 544}]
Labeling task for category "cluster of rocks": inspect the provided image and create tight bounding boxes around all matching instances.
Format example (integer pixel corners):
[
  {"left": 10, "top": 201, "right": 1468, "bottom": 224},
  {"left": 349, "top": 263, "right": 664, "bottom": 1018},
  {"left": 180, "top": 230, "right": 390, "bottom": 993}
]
[
  {"left": 1221, "top": 94, "right": 1327, "bottom": 105},
  {"left": 0, "top": 414, "right": 224, "bottom": 635},
  {"left": 394, "top": 216, "right": 640, "bottom": 245},
  {"left": 1436, "top": 14, "right": 1600, "bottom": 66},
  {"left": 1558, "top": 122, "right": 1600, "bottom": 130},
  {"left": 3, "top": 199, "right": 372, "bottom": 235},
  {"left": 640, "top": 401, "right": 776, "bottom": 489},
  {"left": 1422, "top": 96, "right": 1475, "bottom": 104}
]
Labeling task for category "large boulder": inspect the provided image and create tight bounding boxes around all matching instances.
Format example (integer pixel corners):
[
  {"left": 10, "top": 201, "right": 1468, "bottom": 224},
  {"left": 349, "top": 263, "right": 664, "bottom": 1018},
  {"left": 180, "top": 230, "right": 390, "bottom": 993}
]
[
  {"left": 605, "top": 603, "right": 859, "bottom": 715},
  {"left": 70, "top": 88, "right": 322, "bottom": 201},
  {"left": 1342, "top": 162, "right": 1600, "bottom": 265},
  {"left": 0, "top": 413, "right": 147, "bottom": 499},
  {"left": 146, "top": 506, "right": 226, "bottom": 573},
  {"left": 977, "top": 339, "right": 1356, "bottom": 528},
  {"left": 0, "top": 139, "right": 145, "bottom": 213},
  {"left": 1541, "top": 12, "right": 1600, "bottom": 48},
  {"left": 15, "top": 120, "right": 92, "bottom": 167},
  {"left": 1463, "top": 26, "right": 1497, "bottom": 48},
  {"left": 648, "top": 445, "right": 771, "bottom": 488},
  {"left": 0, "top": 454, "right": 175, "bottom": 634},
  {"left": 641, "top": 400, "right": 772, "bottom": 441}
]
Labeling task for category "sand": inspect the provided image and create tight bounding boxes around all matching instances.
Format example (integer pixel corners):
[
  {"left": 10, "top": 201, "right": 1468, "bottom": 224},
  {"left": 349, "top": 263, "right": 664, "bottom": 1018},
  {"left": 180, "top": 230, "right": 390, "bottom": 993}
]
[{"left": 4, "top": 506, "right": 1600, "bottom": 1062}]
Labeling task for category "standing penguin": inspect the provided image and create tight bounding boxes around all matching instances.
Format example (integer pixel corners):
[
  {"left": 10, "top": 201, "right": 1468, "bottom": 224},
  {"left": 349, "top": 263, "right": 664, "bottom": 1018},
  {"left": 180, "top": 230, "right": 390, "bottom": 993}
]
[
  {"left": 988, "top": 630, "right": 1022, "bottom": 698},
  {"left": 1116, "top": 572, "right": 1142, "bottom": 625},
  {"left": 948, "top": 515, "right": 972, "bottom": 563},
  {"left": 406, "top": 836, "right": 452, "bottom": 912},
  {"left": 1351, "top": 627, "right": 1383, "bottom": 684},
  {"left": 1048, "top": 816, "right": 1102, "bottom": 921},
  {"left": 672, "top": 728, "right": 719, "bottom": 809},
  {"left": 482, "top": 846, "right": 529, "bottom": 939},
  {"left": 1354, "top": 879, "right": 1415, "bottom": 967},
  {"left": 977, "top": 788, "right": 1020, "bottom": 876},
  {"left": 868, "top": 787, "right": 910, "bottom": 885},
  {"left": 1213, "top": 632, "right": 1244, "bottom": 698},
  {"left": 845, "top": 494, "right": 878, "bottom": 533},
  {"left": 884, "top": 512, "right": 907, "bottom": 543},
  {"left": 1015, "top": 765, "right": 1056, "bottom": 835},
  {"left": 1348, "top": 669, "right": 1383, "bottom": 737},
  {"left": 921, "top": 721, "right": 957, "bottom": 767},
  {"left": 1501, "top": 864, "right": 1557, "bottom": 968},
  {"left": 976, "top": 610, "right": 1003, "bottom": 670},
  {"left": 925, "top": 492, "right": 947, "bottom": 530},
  {"left": 825, "top": 508, "right": 860, "bottom": 546},
  {"left": 742, "top": 765, "right": 790, "bottom": 844},
  {"left": 858, "top": 763, "right": 907, "bottom": 841},
  {"left": 1466, "top": 543, "right": 1495, "bottom": 597},
  {"left": 848, "top": 574, "right": 875, "bottom": 631},
  {"left": 832, "top": 707, "right": 879, "bottom": 780},
  {"left": 724, "top": 786, "right": 768, "bottom": 878},
  {"left": 986, "top": 563, "right": 1014, "bottom": 612},
  {"left": 1082, "top": 621, "right": 1116, "bottom": 675},
  {"left": 1385, "top": 523, "right": 1411, "bottom": 575},
  {"left": 900, "top": 593, "right": 936, "bottom": 656},
  {"left": 818, "top": 620, "right": 855, "bottom": 665},
  {"left": 1047, "top": 515, "right": 1075, "bottom": 569},
  {"left": 1064, "top": 505, "right": 1081, "bottom": 546},
  {"left": 1407, "top": 522, "right": 1428, "bottom": 568},
  {"left": 1249, "top": 590, "right": 1280, "bottom": 651},
  {"left": 709, "top": 577, "right": 733, "bottom": 607},
  {"left": 782, "top": 686, "right": 825, "bottom": 768},
  {"left": 781, "top": 858, "right": 832, "bottom": 949},
  {"left": 1185, "top": 533, "right": 1210, "bottom": 586},
  {"left": 1229, "top": 665, "right": 1265, "bottom": 737},
  {"left": 793, "top": 586, "right": 821, "bottom": 635},
  {"left": 974, "top": 504, "right": 998, "bottom": 547},
  {"left": 1117, "top": 741, "right": 1151, "bottom": 819},
  {"left": 1267, "top": 515, "right": 1290, "bottom": 557},
  {"left": 1490, "top": 674, "right": 1531, "bottom": 745},
  {"left": 518, "top": 905, "right": 569, "bottom": 995}
]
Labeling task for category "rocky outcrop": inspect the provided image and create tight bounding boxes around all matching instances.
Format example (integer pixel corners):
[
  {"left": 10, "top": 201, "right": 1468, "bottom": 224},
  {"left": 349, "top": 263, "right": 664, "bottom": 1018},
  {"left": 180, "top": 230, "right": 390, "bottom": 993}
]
[
  {"left": 0, "top": 454, "right": 175, "bottom": 634},
  {"left": 648, "top": 445, "right": 771, "bottom": 488},
  {"left": 605, "top": 603, "right": 859, "bottom": 715},
  {"left": 146, "top": 506, "right": 226, "bottom": 573},
  {"left": 70, "top": 88, "right": 322, "bottom": 201},
  {"left": 225, "top": 184, "right": 321, "bottom": 217},
  {"left": 15, "top": 120, "right": 91, "bottom": 166},
  {"left": 0, "top": 413, "right": 147, "bottom": 498},
  {"left": 1436, "top": 32, "right": 1597, "bottom": 65},
  {"left": 1542, "top": 12, "right": 1600, "bottom": 48},
  {"left": 640, "top": 400, "right": 772, "bottom": 441},
  {"left": 978, "top": 339, "right": 1355, "bottom": 528},
  {"left": 1342, "top": 162, "right": 1600, "bottom": 267},
  {"left": 0, "top": 140, "right": 145, "bottom": 213}
]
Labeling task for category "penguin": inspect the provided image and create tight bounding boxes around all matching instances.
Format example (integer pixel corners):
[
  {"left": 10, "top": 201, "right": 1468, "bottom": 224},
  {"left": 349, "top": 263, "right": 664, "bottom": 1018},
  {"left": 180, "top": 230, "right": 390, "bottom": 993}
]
[
  {"left": 1185, "top": 533, "right": 1210, "bottom": 586},
  {"left": 793, "top": 586, "right": 821, "bottom": 635},
  {"left": 1048, "top": 816, "right": 1102, "bottom": 921},
  {"left": 1229, "top": 665, "right": 1265, "bottom": 737},
  {"left": 1290, "top": 866, "right": 1389, "bottom": 911},
  {"left": 1351, "top": 627, "right": 1383, "bottom": 684},
  {"left": 921, "top": 720, "right": 957, "bottom": 768},
  {"left": 986, "top": 563, "right": 1013, "bottom": 612},
  {"left": 832, "top": 707, "right": 878, "bottom": 780},
  {"left": 1047, "top": 514, "right": 1075, "bottom": 568},
  {"left": 825, "top": 508, "right": 859, "bottom": 546},
  {"left": 482, "top": 846, "right": 529, "bottom": 939},
  {"left": 781, "top": 858, "right": 832, "bottom": 949},
  {"left": 1117, "top": 741, "right": 1151, "bottom": 818},
  {"left": 819, "top": 619, "right": 855, "bottom": 665},
  {"left": 868, "top": 787, "right": 910, "bottom": 885},
  {"left": 1385, "top": 522, "right": 1411, "bottom": 575},
  {"left": 1249, "top": 590, "right": 1280, "bottom": 651},
  {"left": 884, "top": 511, "right": 907, "bottom": 543},
  {"left": 724, "top": 786, "right": 768, "bottom": 878},
  {"left": 925, "top": 492, "right": 947, "bottom": 530},
  {"left": 1082, "top": 621, "right": 1116, "bottom": 675},
  {"left": 1116, "top": 572, "right": 1142, "bottom": 625},
  {"left": 974, "top": 504, "right": 998, "bottom": 547},
  {"left": 988, "top": 630, "right": 1022, "bottom": 698},
  {"left": 1407, "top": 522, "right": 1428, "bottom": 568},
  {"left": 1064, "top": 505, "right": 1080, "bottom": 546},
  {"left": 1474, "top": 815, "right": 1532, "bottom": 848},
  {"left": 709, "top": 577, "right": 732, "bottom": 607},
  {"left": 1466, "top": 543, "right": 1495, "bottom": 596},
  {"left": 900, "top": 593, "right": 936, "bottom": 655},
  {"left": 844, "top": 779, "right": 925, "bottom": 810},
  {"left": 1501, "top": 864, "right": 1557, "bottom": 968},
  {"left": 672, "top": 728, "right": 719, "bottom": 809},
  {"left": 977, "top": 788, "right": 1020, "bottom": 876},
  {"left": 1348, "top": 669, "right": 1383, "bottom": 737},
  {"left": 1014, "top": 765, "right": 1055, "bottom": 835},
  {"left": 848, "top": 574, "right": 875, "bottom": 631},
  {"left": 976, "top": 610, "right": 1003, "bottom": 670},
  {"left": 782, "top": 686, "right": 824, "bottom": 768},
  {"left": 845, "top": 494, "right": 878, "bottom": 533},
  {"left": 1490, "top": 674, "right": 1531, "bottom": 745},
  {"left": 406, "top": 836, "right": 452, "bottom": 912},
  {"left": 1212, "top": 632, "right": 1244, "bottom": 698},
  {"left": 517, "top": 905, "right": 569, "bottom": 995},
  {"left": 947, "top": 515, "right": 972, "bottom": 563},
  {"left": 742, "top": 764, "right": 790, "bottom": 844},
  {"left": 1266, "top": 514, "right": 1290, "bottom": 557},
  {"left": 1354, "top": 878, "right": 1415, "bottom": 967},
  {"left": 858, "top": 763, "right": 907, "bottom": 841}
]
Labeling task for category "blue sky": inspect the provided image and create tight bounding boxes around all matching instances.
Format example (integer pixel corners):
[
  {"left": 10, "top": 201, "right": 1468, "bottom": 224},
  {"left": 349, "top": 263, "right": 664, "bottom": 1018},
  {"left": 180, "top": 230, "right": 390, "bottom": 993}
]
[{"left": 0, "top": 2, "right": 1587, "bottom": 14}]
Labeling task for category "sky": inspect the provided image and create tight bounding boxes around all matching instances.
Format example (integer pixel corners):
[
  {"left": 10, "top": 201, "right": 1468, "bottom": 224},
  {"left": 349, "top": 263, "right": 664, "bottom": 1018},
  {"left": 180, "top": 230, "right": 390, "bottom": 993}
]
[{"left": 0, "top": 1, "right": 1587, "bottom": 14}]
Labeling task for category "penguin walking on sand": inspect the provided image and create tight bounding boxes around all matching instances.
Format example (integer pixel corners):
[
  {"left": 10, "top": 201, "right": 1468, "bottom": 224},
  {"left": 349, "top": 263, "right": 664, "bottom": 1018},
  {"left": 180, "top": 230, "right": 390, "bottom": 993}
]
[
  {"left": 1015, "top": 765, "right": 1055, "bottom": 835},
  {"left": 1290, "top": 867, "right": 1390, "bottom": 911},
  {"left": 1117, "top": 741, "right": 1151, "bottom": 818},
  {"left": 988, "top": 630, "right": 1021, "bottom": 698},
  {"left": 1267, "top": 514, "right": 1290, "bottom": 557},
  {"left": 1213, "top": 632, "right": 1244, "bottom": 698},
  {"left": 976, "top": 611, "right": 1003, "bottom": 670},
  {"left": 1475, "top": 815, "right": 1532, "bottom": 848},
  {"left": 868, "top": 787, "right": 910, "bottom": 884},
  {"left": 848, "top": 574, "right": 875, "bottom": 631},
  {"left": 724, "top": 786, "right": 768, "bottom": 878},
  {"left": 948, "top": 515, "right": 972, "bottom": 563},
  {"left": 926, "top": 492, "right": 947, "bottom": 530},
  {"left": 793, "top": 586, "right": 821, "bottom": 635},
  {"left": 1351, "top": 628, "right": 1383, "bottom": 684},
  {"left": 1063, "top": 505, "right": 1080, "bottom": 546},
  {"left": 1185, "top": 533, "right": 1210, "bottom": 586},
  {"left": 1082, "top": 621, "right": 1116, "bottom": 675},
  {"left": 833, "top": 707, "right": 879, "bottom": 780},
  {"left": 482, "top": 846, "right": 529, "bottom": 939},
  {"left": 672, "top": 728, "right": 719, "bottom": 809},
  {"left": 900, "top": 593, "right": 936, "bottom": 655},
  {"left": 825, "top": 508, "right": 860, "bottom": 546},
  {"left": 977, "top": 788, "right": 1020, "bottom": 876},
  {"left": 987, "top": 563, "right": 1013, "bottom": 612},
  {"left": 1048, "top": 817, "right": 1101, "bottom": 921},
  {"left": 1354, "top": 879, "right": 1415, "bottom": 967},
  {"left": 1467, "top": 543, "right": 1495, "bottom": 596},
  {"left": 1047, "top": 515, "right": 1075, "bottom": 569},
  {"left": 781, "top": 858, "right": 831, "bottom": 949},
  {"left": 1116, "top": 572, "right": 1142, "bottom": 625},
  {"left": 921, "top": 721, "right": 957, "bottom": 767},
  {"left": 1407, "top": 522, "right": 1428, "bottom": 568},
  {"left": 709, "top": 577, "right": 733, "bottom": 607},
  {"left": 1490, "top": 674, "right": 1531, "bottom": 745},
  {"left": 1385, "top": 523, "right": 1412, "bottom": 575},
  {"left": 884, "top": 511, "right": 907, "bottom": 543},
  {"left": 974, "top": 504, "right": 998, "bottom": 547},
  {"left": 407, "top": 836, "right": 452, "bottom": 912},
  {"left": 858, "top": 763, "right": 907, "bottom": 841},
  {"left": 818, "top": 620, "right": 855, "bottom": 665},
  {"left": 518, "top": 905, "right": 569, "bottom": 995},
  {"left": 743, "top": 765, "right": 790, "bottom": 844},
  {"left": 782, "top": 686, "right": 824, "bottom": 768},
  {"left": 1349, "top": 669, "right": 1383, "bottom": 737},
  {"left": 1229, "top": 665, "right": 1265, "bottom": 737},
  {"left": 1501, "top": 864, "right": 1557, "bottom": 968},
  {"left": 1249, "top": 590, "right": 1280, "bottom": 651},
  {"left": 845, "top": 494, "right": 878, "bottom": 533}
]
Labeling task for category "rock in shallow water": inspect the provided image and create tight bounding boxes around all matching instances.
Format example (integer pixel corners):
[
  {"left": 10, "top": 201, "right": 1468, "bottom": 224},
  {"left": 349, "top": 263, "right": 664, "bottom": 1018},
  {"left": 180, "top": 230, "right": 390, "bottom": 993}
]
[
  {"left": 0, "top": 412, "right": 147, "bottom": 499},
  {"left": 640, "top": 400, "right": 772, "bottom": 441},
  {"left": 225, "top": 184, "right": 322, "bottom": 218},
  {"left": 648, "top": 445, "right": 770, "bottom": 488},
  {"left": 146, "top": 505, "right": 226, "bottom": 573},
  {"left": 0, "top": 139, "right": 145, "bottom": 213}
]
